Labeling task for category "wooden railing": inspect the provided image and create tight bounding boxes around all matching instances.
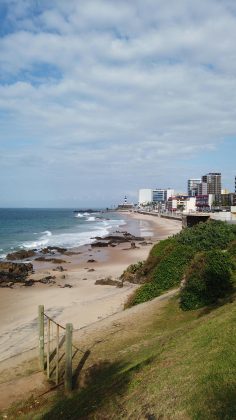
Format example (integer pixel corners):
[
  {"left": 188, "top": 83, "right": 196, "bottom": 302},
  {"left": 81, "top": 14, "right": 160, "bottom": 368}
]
[{"left": 38, "top": 305, "right": 75, "bottom": 392}]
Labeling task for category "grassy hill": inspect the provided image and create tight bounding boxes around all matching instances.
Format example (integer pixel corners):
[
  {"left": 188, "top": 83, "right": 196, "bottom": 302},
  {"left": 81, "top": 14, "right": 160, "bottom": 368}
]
[{"left": 4, "top": 292, "right": 236, "bottom": 419}]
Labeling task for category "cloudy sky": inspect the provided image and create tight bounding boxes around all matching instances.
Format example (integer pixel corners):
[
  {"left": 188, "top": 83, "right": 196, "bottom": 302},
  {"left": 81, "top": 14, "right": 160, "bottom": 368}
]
[{"left": 0, "top": 0, "right": 235, "bottom": 207}]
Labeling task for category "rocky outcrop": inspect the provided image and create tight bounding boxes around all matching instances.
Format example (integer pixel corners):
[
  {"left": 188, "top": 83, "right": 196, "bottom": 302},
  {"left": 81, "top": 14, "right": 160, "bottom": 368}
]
[
  {"left": 41, "top": 246, "right": 67, "bottom": 254},
  {"left": 95, "top": 277, "right": 123, "bottom": 287},
  {"left": 0, "top": 262, "right": 33, "bottom": 284},
  {"left": 91, "top": 233, "right": 145, "bottom": 247},
  {"left": 91, "top": 242, "right": 109, "bottom": 247},
  {"left": 6, "top": 250, "right": 36, "bottom": 260}
]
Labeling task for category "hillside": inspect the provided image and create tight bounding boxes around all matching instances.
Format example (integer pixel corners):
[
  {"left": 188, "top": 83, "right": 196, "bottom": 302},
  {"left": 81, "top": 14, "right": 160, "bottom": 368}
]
[
  {"left": 2, "top": 220, "right": 236, "bottom": 419},
  {"left": 3, "top": 291, "right": 236, "bottom": 419}
]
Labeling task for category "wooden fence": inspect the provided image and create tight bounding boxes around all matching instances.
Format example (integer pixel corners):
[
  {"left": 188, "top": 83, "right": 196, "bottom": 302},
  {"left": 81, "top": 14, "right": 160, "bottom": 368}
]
[{"left": 38, "top": 305, "right": 78, "bottom": 392}]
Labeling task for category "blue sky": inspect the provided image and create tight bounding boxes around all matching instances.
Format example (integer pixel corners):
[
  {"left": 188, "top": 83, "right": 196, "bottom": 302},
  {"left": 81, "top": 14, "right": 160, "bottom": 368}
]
[{"left": 0, "top": 0, "right": 235, "bottom": 207}]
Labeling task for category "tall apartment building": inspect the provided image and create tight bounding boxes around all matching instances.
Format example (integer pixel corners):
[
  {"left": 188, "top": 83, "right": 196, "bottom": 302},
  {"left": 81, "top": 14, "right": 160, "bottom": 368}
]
[
  {"left": 187, "top": 179, "right": 201, "bottom": 196},
  {"left": 202, "top": 172, "right": 221, "bottom": 194}
]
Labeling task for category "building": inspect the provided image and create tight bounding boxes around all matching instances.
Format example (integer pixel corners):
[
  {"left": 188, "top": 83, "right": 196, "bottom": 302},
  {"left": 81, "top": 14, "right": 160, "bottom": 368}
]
[
  {"left": 202, "top": 172, "right": 221, "bottom": 194},
  {"left": 166, "top": 195, "right": 188, "bottom": 212},
  {"left": 138, "top": 189, "right": 153, "bottom": 205},
  {"left": 138, "top": 188, "right": 174, "bottom": 206},
  {"left": 196, "top": 194, "right": 214, "bottom": 211},
  {"left": 187, "top": 179, "right": 201, "bottom": 196},
  {"left": 152, "top": 188, "right": 174, "bottom": 203},
  {"left": 183, "top": 197, "right": 196, "bottom": 213},
  {"left": 197, "top": 182, "right": 208, "bottom": 195},
  {"left": 213, "top": 193, "right": 236, "bottom": 209}
]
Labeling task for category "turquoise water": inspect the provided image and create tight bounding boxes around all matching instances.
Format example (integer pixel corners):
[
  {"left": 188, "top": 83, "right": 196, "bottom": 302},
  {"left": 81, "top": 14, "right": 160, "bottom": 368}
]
[{"left": 0, "top": 209, "right": 127, "bottom": 259}]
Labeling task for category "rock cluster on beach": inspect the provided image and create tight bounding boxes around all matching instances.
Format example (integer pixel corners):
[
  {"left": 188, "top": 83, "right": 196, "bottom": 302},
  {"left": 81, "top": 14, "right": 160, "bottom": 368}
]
[
  {"left": 0, "top": 262, "right": 33, "bottom": 287},
  {"left": 91, "top": 232, "right": 145, "bottom": 247},
  {"left": 1, "top": 229, "right": 146, "bottom": 288}
]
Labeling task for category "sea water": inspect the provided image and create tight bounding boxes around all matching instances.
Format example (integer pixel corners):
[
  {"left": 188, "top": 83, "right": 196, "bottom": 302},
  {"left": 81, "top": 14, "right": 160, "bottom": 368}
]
[{"left": 0, "top": 208, "right": 127, "bottom": 259}]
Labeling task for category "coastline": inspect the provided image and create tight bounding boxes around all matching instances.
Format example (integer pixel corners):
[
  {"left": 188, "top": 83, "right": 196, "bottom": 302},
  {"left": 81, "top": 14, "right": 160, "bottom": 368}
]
[{"left": 0, "top": 212, "right": 182, "bottom": 366}]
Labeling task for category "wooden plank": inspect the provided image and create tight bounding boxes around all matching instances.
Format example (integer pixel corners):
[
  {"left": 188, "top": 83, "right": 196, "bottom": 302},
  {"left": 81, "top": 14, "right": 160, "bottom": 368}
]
[
  {"left": 38, "top": 305, "right": 44, "bottom": 370},
  {"left": 64, "top": 323, "right": 73, "bottom": 393}
]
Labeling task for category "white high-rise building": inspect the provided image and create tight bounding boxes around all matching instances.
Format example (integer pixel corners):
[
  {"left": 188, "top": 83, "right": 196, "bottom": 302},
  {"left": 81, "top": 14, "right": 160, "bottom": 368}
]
[{"left": 138, "top": 189, "right": 153, "bottom": 205}]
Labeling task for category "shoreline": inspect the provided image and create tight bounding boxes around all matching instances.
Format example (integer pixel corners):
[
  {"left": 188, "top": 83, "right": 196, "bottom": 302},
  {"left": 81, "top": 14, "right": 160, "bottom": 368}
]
[{"left": 0, "top": 212, "right": 182, "bottom": 366}]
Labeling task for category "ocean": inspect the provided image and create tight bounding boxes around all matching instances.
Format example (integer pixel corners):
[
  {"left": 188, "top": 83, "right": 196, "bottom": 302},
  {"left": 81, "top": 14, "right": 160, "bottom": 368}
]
[{"left": 0, "top": 208, "right": 128, "bottom": 259}]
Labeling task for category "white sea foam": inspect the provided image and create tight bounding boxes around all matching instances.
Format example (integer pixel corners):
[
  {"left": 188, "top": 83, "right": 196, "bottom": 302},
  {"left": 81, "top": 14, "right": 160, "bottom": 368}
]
[
  {"left": 86, "top": 216, "right": 96, "bottom": 222},
  {"left": 41, "top": 230, "right": 52, "bottom": 236},
  {"left": 18, "top": 218, "right": 126, "bottom": 251},
  {"left": 74, "top": 213, "right": 84, "bottom": 218}
]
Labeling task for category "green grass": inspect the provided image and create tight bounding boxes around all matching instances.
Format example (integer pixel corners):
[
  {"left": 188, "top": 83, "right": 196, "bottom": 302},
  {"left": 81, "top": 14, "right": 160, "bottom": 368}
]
[{"left": 4, "top": 294, "right": 236, "bottom": 419}]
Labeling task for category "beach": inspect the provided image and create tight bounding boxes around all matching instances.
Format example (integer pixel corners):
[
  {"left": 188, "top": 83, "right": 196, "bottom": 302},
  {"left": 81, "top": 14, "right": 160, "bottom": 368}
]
[{"left": 0, "top": 213, "right": 182, "bottom": 367}]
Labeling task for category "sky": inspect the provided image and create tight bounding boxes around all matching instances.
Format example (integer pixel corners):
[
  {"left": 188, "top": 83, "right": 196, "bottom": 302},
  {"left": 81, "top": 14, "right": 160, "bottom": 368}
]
[{"left": 0, "top": 0, "right": 235, "bottom": 207}]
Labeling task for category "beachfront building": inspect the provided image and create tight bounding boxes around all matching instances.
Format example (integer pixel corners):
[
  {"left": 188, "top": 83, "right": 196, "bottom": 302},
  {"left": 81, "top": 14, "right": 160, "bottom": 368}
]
[
  {"left": 183, "top": 197, "right": 197, "bottom": 213},
  {"left": 166, "top": 195, "right": 189, "bottom": 212},
  {"left": 138, "top": 188, "right": 174, "bottom": 206},
  {"left": 152, "top": 188, "right": 174, "bottom": 203},
  {"left": 187, "top": 179, "right": 201, "bottom": 196},
  {"left": 138, "top": 189, "right": 153, "bottom": 205},
  {"left": 213, "top": 193, "right": 236, "bottom": 209},
  {"left": 202, "top": 172, "right": 221, "bottom": 194},
  {"left": 196, "top": 194, "right": 214, "bottom": 211}
]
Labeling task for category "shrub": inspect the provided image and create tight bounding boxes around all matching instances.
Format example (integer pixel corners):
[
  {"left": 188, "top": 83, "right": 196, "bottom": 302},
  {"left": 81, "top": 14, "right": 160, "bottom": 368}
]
[
  {"left": 175, "top": 220, "right": 235, "bottom": 251},
  {"left": 180, "top": 250, "right": 234, "bottom": 310},
  {"left": 128, "top": 244, "right": 194, "bottom": 306}
]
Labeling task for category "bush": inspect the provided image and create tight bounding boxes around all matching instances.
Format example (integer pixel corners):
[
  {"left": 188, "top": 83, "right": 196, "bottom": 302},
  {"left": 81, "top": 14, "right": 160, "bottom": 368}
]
[
  {"left": 175, "top": 220, "right": 235, "bottom": 252},
  {"left": 180, "top": 250, "right": 234, "bottom": 310},
  {"left": 128, "top": 244, "right": 194, "bottom": 306}
]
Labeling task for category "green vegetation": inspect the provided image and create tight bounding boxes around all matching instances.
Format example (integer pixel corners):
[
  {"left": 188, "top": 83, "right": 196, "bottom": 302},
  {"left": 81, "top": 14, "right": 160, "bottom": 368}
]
[
  {"left": 125, "top": 220, "right": 236, "bottom": 308},
  {"left": 4, "top": 295, "right": 236, "bottom": 419},
  {"left": 180, "top": 250, "right": 234, "bottom": 310}
]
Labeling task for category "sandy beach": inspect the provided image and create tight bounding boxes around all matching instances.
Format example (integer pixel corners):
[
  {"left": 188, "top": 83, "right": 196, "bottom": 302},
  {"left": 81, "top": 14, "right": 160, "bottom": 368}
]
[{"left": 0, "top": 213, "right": 182, "bottom": 367}]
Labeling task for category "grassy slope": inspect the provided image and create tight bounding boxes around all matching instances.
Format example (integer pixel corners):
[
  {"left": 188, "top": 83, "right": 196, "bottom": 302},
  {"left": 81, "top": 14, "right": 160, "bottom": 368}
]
[{"left": 5, "top": 294, "right": 236, "bottom": 420}]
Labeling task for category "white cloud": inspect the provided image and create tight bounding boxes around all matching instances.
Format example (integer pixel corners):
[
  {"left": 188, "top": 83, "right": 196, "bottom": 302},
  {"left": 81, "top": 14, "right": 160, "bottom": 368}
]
[{"left": 0, "top": 0, "right": 235, "bottom": 205}]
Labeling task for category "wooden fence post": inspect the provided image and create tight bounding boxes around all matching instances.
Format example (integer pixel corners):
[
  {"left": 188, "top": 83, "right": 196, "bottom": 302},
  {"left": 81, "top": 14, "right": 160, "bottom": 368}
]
[
  {"left": 65, "top": 323, "right": 73, "bottom": 393},
  {"left": 38, "top": 305, "right": 44, "bottom": 370}
]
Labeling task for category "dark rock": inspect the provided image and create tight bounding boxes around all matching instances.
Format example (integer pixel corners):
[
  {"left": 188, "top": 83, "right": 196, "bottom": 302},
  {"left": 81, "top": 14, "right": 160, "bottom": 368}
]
[
  {"left": 91, "top": 242, "right": 109, "bottom": 247},
  {"left": 41, "top": 246, "right": 67, "bottom": 254},
  {"left": 38, "top": 276, "right": 56, "bottom": 284},
  {"left": 0, "top": 282, "right": 14, "bottom": 288},
  {"left": 6, "top": 249, "right": 36, "bottom": 261},
  {"left": 24, "top": 279, "right": 35, "bottom": 287},
  {"left": 87, "top": 259, "right": 96, "bottom": 263},
  {"left": 35, "top": 257, "right": 67, "bottom": 264},
  {"left": 64, "top": 251, "right": 81, "bottom": 256},
  {"left": 88, "top": 268, "right": 95, "bottom": 272},
  {"left": 0, "top": 262, "right": 33, "bottom": 284},
  {"left": 52, "top": 266, "right": 66, "bottom": 272},
  {"left": 95, "top": 277, "right": 123, "bottom": 287}
]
